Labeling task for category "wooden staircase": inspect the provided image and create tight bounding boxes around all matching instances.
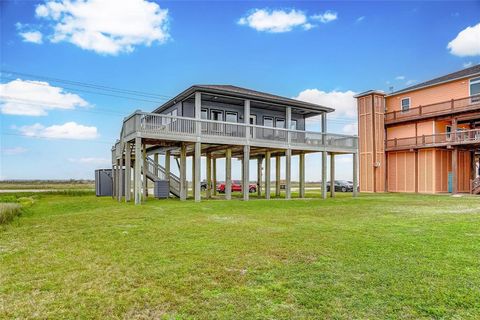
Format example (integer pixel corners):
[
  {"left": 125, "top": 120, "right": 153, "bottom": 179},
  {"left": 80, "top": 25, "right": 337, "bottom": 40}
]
[
  {"left": 144, "top": 157, "right": 181, "bottom": 198},
  {"left": 471, "top": 177, "right": 480, "bottom": 195}
]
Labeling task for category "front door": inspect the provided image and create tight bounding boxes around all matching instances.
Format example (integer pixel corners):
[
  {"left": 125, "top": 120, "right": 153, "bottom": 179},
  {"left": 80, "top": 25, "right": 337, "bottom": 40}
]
[{"left": 249, "top": 115, "right": 256, "bottom": 138}]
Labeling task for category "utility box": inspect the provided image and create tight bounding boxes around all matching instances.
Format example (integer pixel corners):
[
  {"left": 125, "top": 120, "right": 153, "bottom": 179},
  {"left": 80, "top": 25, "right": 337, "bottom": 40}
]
[
  {"left": 95, "top": 169, "right": 113, "bottom": 196},
  {"left": 154, "top": 180, "right": 170, "bottom": 199}
]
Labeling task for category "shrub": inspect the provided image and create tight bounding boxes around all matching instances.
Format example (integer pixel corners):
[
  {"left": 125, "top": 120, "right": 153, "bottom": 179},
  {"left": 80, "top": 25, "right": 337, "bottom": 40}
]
[{"left": 0, "top": 203, "right": 22, "bottom": 224}]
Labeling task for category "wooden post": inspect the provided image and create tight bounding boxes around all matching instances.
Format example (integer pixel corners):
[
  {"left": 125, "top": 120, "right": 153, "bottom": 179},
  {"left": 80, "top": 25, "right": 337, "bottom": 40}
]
[
  {"left": 191, "top": 154, "right": 195, "bottom": 197},
  {"left": 154, "top": 153, "right": 159, "bottom": 177},
  {"left": 330, "top": 153, "right": 335, "bottom": 198},
  {"left": 257, "top": 157, "right": 262, "bottom": 196},
  {"left": 299, "top": 153, "right": 305, "bottom": 198},
  {"left": 125, "top": 142, "right": 131, "bottom": 202},
  {"left": 275, "top": 155, "right": 281, "bottom": 197},
  {"left": 243, "top": 145, "right": 250, "bottom": 201},
  {"left": 452, "top": 147, "right": 458, "bottom": 195},
  {"left": 117, "top": 158, "right": 122, "bottom": 202},
  {"left": 321, "top": 151, "right": 327, "bottom": 199},
  {"left": 225, "top": 148, "right": 232, "bottom": 200},
  {"left": 206, "top": 153, "right": 212, "bottom": 199},
  {"left": 285, "top": 149, "right": 291, "bottom": 199},
  {"left": 212, "top": 158, "right": 217, "bottom": 196},
  {"left": 134, "top": 137, "right": 142, "bottom": 204},
  {"left": 180, "top": 143, "right": 187, "bottom": 201},
  {"left": 194, "top": 142, "right": 201, "bottom": 202},
  {"left": 165, "top": 150, "right": 171, "bottom": 180},
  {"left": 142, "top": 143, "right": 147, "bottom": 198},
  {"left": 353, "top": 152, "right": 358, "bottom": 197},
  {"left": 265, "top": 151, "right": 271, "bottom": 199}
]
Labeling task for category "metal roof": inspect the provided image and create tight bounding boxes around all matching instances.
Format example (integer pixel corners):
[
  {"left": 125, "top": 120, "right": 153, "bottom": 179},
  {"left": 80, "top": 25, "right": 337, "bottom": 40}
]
[
  {"left": 153, "top": 84, "right": 334, "bottom": 114},
  {"left": 388, "top": 64, "right": 480, "bottom": 96}
]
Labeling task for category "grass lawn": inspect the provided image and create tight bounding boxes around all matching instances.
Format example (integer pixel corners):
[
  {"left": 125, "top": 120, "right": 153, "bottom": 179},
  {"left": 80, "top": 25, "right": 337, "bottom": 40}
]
[{"left": 1, "top": 192, "right": 479, "bottom": 319}]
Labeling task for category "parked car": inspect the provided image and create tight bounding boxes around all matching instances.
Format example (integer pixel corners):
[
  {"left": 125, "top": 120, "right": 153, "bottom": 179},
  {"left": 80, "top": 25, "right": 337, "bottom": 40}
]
[
  {"left": 326, "top": 180, "right": 354, "bottom": 192},
  {"left": 217, "top": 180, "right": 257, "bottom": 193}
]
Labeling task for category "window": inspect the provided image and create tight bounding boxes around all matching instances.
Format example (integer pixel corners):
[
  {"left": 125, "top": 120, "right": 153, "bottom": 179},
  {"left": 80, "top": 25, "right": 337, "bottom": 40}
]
[
  {"left": 290, "top": 119, "right": 297, "bottom": 130},
  {"left": 263, "top": 117, "right": 274, "bottom": 127},
  {"left": 225, "top": 112, "right": 238, "bottom": 123},
  {"left": 470, "top": 77, "right": 480, "bottom": 102},
  {"left": 210, "top": 110, "right": 223, "bottom": 121},
  {"left": 201, "top": 108, "right": 208, "bottom": 119},
  {"left": 401, "top": 98, "right": 410, "bottom": 112},
  {"left": 446, "top": 125, "right": 452, "bottom": 140},
  {"left": 275, "top": 118, "right": 285, "bottom": 128}
]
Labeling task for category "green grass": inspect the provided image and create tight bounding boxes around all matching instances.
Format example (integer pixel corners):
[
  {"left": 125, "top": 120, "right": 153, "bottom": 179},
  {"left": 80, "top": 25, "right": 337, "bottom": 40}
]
[{"left": 1, "top": 193, "right": 479, "bottom": 319}]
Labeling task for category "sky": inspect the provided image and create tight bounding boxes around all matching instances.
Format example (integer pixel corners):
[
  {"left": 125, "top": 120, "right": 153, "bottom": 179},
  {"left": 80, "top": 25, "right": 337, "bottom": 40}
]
[{"left": 1, "top": 0, "right": 479, "bottom": 181}]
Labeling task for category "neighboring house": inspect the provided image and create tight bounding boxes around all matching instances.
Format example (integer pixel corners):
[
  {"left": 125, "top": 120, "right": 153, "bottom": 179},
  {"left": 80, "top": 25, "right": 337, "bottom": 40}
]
[
  {"left": 111, "top": 85, "right": 358, "bottom": 203},
  {"left": 356, "top": 65, "right": 480, "bottom": 194}
]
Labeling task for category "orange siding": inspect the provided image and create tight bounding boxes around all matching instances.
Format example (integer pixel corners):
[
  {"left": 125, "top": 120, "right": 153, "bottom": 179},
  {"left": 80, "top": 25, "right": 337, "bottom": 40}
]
[
  {"left": 386, "top": 77, "right": 471, "bottom": 112},
  {"left": 458, "top": 151, "right": 471, "bottom": 193},
  {"left": 387, "top": 151, "right": 416, "bottom": 192},
  {"left": 418, "top": 149, "right": 436, "bottom": 193}
]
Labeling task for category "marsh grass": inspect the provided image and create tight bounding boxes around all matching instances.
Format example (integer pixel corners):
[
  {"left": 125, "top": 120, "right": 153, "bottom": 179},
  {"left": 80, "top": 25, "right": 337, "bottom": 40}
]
[{"left": 0, "top": 203, "right": 22, "bottom": 224}]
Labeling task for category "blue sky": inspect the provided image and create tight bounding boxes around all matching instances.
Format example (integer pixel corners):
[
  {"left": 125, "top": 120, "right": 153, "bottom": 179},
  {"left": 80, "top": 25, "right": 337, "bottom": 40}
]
[{"left": 1, "top": 0, "right": 479, "bottom": 181}]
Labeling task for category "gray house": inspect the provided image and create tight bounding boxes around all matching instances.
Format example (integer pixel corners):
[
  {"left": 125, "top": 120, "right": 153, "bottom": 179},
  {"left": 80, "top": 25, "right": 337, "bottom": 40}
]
[{"left": 111, "top": 85, "right": 358, "bottom": 204}]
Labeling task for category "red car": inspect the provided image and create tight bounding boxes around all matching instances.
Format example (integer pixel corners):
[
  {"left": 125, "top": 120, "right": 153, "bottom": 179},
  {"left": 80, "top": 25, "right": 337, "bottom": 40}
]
[{"left": 217, "top": 180, "right": 257, "bottom": 193}]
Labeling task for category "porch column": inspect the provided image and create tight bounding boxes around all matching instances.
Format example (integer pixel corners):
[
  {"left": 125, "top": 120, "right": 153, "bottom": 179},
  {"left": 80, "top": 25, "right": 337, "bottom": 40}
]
[
  {"left": 244, "top": 99, "right": 250, "bottom": 139},
  {"left": 452, "top": 147, "right": 458, "bottom": 195},
  {"left": 225, "top": 148, "right": 232, "bottom": 200},
  {"left": 212, "top": 158, "right": 217, "bottom": 196},
  {"left": 154, "top": 153, "right": 159, "bottom": 177},
  {"left": 330, "top": 153, "right": 335, "bottom": 198},
  {"left": 134, "top": 137, "right": 142, "bottom": 205},
  {"left": 243, "top": 145, "right": 250, "bottom": 201},
  {"left": 299, "top": 152, "right": 305, "bottom": 198},
  {"left": 286, "top": 106, "right": 292, "bottom": 144},
  {"left": 117, "top": 157, "right": 122, "bottom": 202},
  {"left": 275, "top": 155, "right": 281, "bottom": 197},
  {"left": 180, "top": 143, "right": 187, "bottom": 201},
  {"left": 194, "top": 142, "right": 201, "bottom": 202},
  {"left": 142, "top": 143, "right": 148, "bottom": 198},
  {"left": 285, "top": 149, "right": 292, "bottom": 199},
  {"left": 321, "top": 151, "right": 327, "bottom": 199},
  {"left": 353, "top": 152, "right": 359, "bottom": 197},
  {"left": 165, "top": 150, "right": 171, "bottom": 180},
  {"left": 195, "top": 92, "right": 202, "bottom": 136},
  {"left": 191, "top": 155, "right": 195, "bottom": 196},
  {"left": 206, "top": 153, "right": 212, "bottom": 199},
  {"left": 265, "top": 151, "right": 271, "bottom": 199},
  {"left": 257, "top": 156, "right": 262, "bottom": 196},
  {"left": 125, "top": 142, "right": 131, "bottom": 202}
]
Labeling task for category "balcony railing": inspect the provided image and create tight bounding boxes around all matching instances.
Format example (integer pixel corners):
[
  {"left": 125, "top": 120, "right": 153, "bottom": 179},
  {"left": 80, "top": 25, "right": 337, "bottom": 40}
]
[
  {"left": 386, "top": 128, "right": 480, "bottom": 150},
  {"left": 385, "top": 94, "right": 480, "bottom": 124},
  {"left": 120, "top": 111, "right": 358, "bottom": 152}
]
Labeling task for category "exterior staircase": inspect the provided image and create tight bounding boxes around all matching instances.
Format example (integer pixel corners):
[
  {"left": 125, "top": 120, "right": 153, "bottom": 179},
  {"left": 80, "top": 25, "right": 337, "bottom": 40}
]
[
  {"left": 144, "top": 157, "right": 181, "bottom": 198},
  {"left": 471, "top": 177, "right": 480, "bottom": 195}
]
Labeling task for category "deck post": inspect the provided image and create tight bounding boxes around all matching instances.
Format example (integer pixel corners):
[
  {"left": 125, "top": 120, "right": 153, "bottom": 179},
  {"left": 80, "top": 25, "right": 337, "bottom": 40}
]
[
  {"left": 116, "top": 158, "right": 121, "bottom": 201},
  {"left": 299, "top": 152, "right": 305, "bottom": 198},
  {"left": 285, "top": 149, "right": 292, "bottom": 199},
  {"left": 111, "top": 149, "right": 115, "bottom": 199},
  {"left": 330, "top": 153, "right": 335, "bottom": 198},
  {"left": 225, "top": 148, "right": 232, "bottom": 200},
  {"left": 125, "top": 142, "right": 131, "bottom": 202},
  {"left": 244, "top": 99, "right": 250, "bottom": 141},
  {"left": 353, "top": 152, "right": 359, "bottom": 197},
  {"left": 191, "top": 154, "right": 195, "bottom": 196},
  {"left": 265, "top": 151, "right": 271, "bottom": 199},
  {"left": 243, "top": 145, "right": 250, "bottom": 201},
  {"left": 195, "top": 92, "right": 202, "bottom": 136},
  {"left": 275, "top": 155, "right": 281, "bottom": 197},
  {"left": 206, "top": 153, "right": 212, "bottom": 199},
  {"left": 194, "top": 142, "right": 201, "bottom": 202},
  {"left": 142, "top": 143, "right": 147, "bottom": 198},
  {"left": 134, "top": 137, "right": 142, "bottom": 205},
  {"left": 452, "top": 147, "right": 458, "bottom": 195},
  {"left": 212, "top": 158, "right": 217, "bottom": 196},
  {"left": 257, "top": 156, "right": 262, "bottom": 196},
  {"left": 321, "top": 151, "right": 327, "bottom": 199},
  {"left": 165, "top": 150, "right": 171, "bottom": 179},
  {"left": 154, "top": 153, "right": 159, "bottom": 177},
  {"left": 180, "top": 143, "right": 187, "bottom": 201}
]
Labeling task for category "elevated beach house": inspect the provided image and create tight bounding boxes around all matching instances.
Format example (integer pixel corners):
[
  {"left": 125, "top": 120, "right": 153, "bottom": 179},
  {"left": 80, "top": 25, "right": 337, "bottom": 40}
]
[{"left": 111, "top": 85, "right": 358, "bottom": 203}]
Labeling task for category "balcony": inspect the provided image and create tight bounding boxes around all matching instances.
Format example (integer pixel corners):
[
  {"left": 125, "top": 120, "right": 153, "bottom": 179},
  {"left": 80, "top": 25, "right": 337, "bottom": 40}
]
[
  {"left": 386, "top": 128, "right": 480, "bottom": 150},
  {"left": 119, "top": 111, "right": 358, "bottom": 153},
  {"left": 385, "top": 95, "right": 480, "bottom": 125}
]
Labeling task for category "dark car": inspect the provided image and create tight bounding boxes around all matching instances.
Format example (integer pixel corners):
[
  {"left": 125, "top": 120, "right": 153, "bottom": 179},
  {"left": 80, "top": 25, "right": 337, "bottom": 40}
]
[
  {"left": 217, "top": 180, "right": 257, "bottom": 193},
  {"left": 326, "top": 180, "right": 354, "bottom": 192}
]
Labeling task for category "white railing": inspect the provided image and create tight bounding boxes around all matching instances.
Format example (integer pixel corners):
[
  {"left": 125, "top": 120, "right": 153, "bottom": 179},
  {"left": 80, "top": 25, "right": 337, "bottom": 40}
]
[{"left": 121, "top": 111, "right": 358, "bottom": 151}]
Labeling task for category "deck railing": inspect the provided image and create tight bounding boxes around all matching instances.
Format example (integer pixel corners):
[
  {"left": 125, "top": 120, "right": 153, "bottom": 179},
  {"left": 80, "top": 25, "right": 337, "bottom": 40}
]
[
  {"left": 386, "top": 128, "right": 480, "bottom": 150},
  {"left": 385, "top": 94, "right": 480, "bottom": 123},
  {"left": 120, "top": 111, "right": 358, "bottom": 151}
]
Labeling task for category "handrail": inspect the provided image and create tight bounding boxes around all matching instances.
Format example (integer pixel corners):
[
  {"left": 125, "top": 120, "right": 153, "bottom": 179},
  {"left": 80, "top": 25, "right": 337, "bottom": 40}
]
[
  {"left": 385, "top": 94, "right": 480, "bottom": 123},
  {"left": 386, "top": 128, "right": 480, "bottom": 149}
]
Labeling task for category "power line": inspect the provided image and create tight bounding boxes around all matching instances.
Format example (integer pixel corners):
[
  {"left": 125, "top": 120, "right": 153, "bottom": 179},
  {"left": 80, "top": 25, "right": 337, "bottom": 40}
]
[{"left": 1, "top": 132, "right": 114, "bottom": 145}]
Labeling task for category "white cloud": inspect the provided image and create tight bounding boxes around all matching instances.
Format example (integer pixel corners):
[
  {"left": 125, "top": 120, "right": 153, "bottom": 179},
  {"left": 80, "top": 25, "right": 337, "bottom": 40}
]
[
  {"left": 68, "top": 157, "right": 110, "bottom": 165},
  {"left": 238, "top": 9, "right": 308, "bottom": 33},
  {"left": 311, "top": 11, "right": 338, "bottom": 24},
  {"left": 395, "top": 75, "right": 405, "bottom": 80},
  {"left": 34, "top": 0, "right": 170, "bottom": 55},
  {"left": 17, "top": 122, "right": 98, "bottom": 140},
  {"left": 356, "top": 16, "right": 365, "bottom": 23},
  {"left": 0, "top": 79, "right": 88, "bottom": 116},
  {"left": 406, "top": 79, "right": 417, "bottom": 86},
  {"left": 294, "top": 89, "right": 357, "bottom": 118},
  {"left": 2, "top": 147, "right": 28, "bottom": 155},
  {"left": 19, "top": 31, "right": 43, "bottom": 44},
  {"left": 342, "top": 123, "right": 358, "bottom": 135},
  {"left": 463, "top": 61, "right": 473, "bottom": 68},
  {"left": 447, "top": 22, "right": 480, "bottom": 57}
]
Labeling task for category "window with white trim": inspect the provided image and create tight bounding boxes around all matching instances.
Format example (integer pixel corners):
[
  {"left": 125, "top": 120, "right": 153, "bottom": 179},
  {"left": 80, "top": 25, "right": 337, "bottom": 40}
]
[
  {"left": 401, "top": 98, "right": 410, "bottom": 112},
  {"left": 470, "top": 77, "right": 480, "bottom": 102}
]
